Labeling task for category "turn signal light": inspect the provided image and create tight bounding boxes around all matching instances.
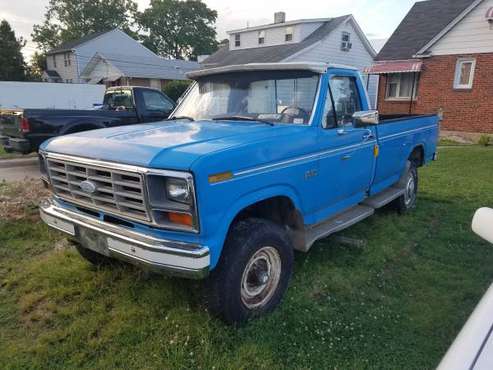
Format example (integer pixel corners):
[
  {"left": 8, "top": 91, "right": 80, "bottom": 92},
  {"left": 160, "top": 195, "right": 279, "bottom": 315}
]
[{"left": 167, "top": 212, "right": 193, "bottom": 227}]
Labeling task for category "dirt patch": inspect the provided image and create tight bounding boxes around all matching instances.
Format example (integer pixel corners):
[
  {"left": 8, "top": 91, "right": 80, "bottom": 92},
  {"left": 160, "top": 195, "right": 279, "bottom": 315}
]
[{"left": 0, "top": 179, "right": 50, "bottom": 221}]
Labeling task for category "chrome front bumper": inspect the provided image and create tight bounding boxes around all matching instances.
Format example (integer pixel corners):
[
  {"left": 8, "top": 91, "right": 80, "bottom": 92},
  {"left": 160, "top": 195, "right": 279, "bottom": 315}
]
[{"left": 39, "top": 198, "right": 210, "bottom": 279}]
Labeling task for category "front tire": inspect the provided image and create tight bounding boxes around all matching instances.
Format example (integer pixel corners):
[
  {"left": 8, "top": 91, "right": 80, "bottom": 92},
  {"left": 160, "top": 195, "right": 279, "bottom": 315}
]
[
  {"left": 205, "top": 218, "right": 294, "bottom": 325},
  {"left": 393, "top": 160, "right": 418, "bottom": 214}
]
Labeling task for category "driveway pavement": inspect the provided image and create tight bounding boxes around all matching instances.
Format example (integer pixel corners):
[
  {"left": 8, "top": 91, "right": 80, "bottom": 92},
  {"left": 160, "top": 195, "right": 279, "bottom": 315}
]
[{"left": 0, "top": 158, "right": 41, "bottom": 182}]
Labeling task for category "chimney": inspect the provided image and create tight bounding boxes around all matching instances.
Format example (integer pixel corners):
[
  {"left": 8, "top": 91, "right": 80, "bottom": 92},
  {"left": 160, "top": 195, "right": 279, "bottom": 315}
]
[{"left": 274, "top": 12, "right": 286, "bottom": 24}]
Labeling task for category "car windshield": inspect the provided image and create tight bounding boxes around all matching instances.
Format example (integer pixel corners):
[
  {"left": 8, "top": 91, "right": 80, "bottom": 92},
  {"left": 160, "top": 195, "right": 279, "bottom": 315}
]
[{"left": 171, "top": 70, "right": 320, "bottom": 124}]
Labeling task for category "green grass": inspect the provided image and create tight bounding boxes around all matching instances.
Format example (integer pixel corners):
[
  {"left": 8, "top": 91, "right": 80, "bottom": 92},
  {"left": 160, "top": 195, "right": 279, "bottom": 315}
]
[{"left": 1, "top": 147, "right": 493, "bottom": 369}]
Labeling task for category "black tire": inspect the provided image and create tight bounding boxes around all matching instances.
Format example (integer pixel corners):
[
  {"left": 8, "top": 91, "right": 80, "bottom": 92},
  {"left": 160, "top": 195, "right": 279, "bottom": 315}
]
[
  {"left": 74, "top": 242, "right": 116, "bottom": 266},
  {"left": 393, "top": 160, "right": 418, "bottom": 214},
  {"left": 205, "top": 218, "right": 294, "bottom": 325}
]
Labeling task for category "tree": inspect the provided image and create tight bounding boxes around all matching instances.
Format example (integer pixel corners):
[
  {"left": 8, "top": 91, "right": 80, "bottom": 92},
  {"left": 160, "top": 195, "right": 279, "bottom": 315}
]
[
  {"left": 0, "top": 20, "right": 26, "bottom": 81},
  {"left": 163, "top": 80, "right": 191, "bottom": 102},
  {"left": 138, "top": 0, "right": 218, "bottom": 60},
  {"left": 32, "top": 0, "right": 138, "bottom": 52},
  {"left": 26, "top": 52, "right": 47, "bottom": 81}
]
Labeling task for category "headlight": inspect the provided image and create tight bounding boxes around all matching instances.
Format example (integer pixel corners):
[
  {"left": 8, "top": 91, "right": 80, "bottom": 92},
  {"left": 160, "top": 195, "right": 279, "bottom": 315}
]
[
  {"left": 146, "top": 172, "right": 198, "bottom": 233},
  {"left": 166, "top": 178, "right": 191, "bottom": 203}
]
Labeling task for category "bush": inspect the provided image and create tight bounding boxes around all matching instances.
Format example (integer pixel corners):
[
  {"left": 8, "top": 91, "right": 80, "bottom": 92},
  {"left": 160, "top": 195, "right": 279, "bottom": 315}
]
[
  {"left": 163, "top": 80, "right": 192, "bottom": 103},
  {"left": 478, "top": 135, "right": 491, "bottom": 146}
]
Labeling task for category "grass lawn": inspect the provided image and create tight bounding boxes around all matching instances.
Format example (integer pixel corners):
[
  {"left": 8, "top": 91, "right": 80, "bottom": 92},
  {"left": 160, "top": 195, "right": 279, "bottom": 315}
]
[{"left": 1, "top": 147, "right": 493, "bottom": 369}]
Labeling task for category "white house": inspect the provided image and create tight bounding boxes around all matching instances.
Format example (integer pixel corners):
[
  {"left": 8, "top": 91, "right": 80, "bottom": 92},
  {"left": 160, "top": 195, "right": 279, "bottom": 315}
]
[
  {"left": 203, "top": 12, "right": 378, "bottom": 107},
  {"left": 43, "top": 29, "right": 176, "bottom": 84}
]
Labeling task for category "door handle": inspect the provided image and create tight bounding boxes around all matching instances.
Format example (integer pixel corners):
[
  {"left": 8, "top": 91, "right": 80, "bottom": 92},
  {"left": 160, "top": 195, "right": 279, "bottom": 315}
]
[
  {"left": 341, "top": 154, "right": 352, "bottom": 161},
  {"left": 362, "top": 133, "right": 375, "bottom": 142}
]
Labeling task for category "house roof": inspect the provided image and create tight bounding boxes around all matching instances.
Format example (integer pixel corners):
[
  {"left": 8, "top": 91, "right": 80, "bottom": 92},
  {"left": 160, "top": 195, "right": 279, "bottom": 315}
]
[
  {"left": 47, "top": 30, "right": 110, "bottom": 55},
  {"left": 81, "top": 53, "right": 200, "bottom": 81},
  {"left": 202, "top": 15, "right": 353, "bottom": 67},
  {"left": 376, "top": 0, "right": 477, "bottom": 61},
  {"left": 227, "top": 18, "right": 332, "bottom": 34}
]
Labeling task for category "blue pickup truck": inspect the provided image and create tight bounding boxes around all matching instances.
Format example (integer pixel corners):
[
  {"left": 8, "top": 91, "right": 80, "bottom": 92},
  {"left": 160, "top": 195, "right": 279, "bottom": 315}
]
[{"left": 39, "top": 63, "right": 439, "bottom": 324}]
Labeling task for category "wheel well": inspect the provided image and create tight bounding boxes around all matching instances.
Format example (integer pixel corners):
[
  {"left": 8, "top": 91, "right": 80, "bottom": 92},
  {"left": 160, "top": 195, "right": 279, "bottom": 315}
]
[
  {"left": 409, "top": 145, "right": 424, "bottom": 167},
  {"left": 230, "top": 196, "right": 305, "bottom": 249}
]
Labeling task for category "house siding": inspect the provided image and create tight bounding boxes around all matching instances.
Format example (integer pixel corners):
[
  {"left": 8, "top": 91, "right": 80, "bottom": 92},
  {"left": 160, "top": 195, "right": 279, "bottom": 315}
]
[
  {"left": 378, "top": 53, "right": 493, "bottom": 133},
  {"left": 46, "top": 52, "right": 78, "bottom": 82},
  {"left": 430, "top": 0, "right": 493, "bottom": 56},
  {"left": 286, "top": 20, "right": 378, "bottom": 108},
  {"left": 229, "top": 22, "right": 323, "bottom": 50}
]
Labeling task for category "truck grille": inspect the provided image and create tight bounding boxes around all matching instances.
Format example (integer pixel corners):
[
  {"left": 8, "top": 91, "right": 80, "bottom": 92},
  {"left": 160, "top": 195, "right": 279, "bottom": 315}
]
[{"left": 46, "top": 158, "right": 150, "bottom": 222}]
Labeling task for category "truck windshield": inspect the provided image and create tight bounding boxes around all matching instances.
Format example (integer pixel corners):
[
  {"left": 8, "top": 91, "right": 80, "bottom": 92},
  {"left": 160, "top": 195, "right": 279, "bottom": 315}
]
[
  {"left": 172, "top": 70, "right": 320, "bottom": 124},
  {"left": 103, "top": 89, "right": 135, "bottom": 111}
]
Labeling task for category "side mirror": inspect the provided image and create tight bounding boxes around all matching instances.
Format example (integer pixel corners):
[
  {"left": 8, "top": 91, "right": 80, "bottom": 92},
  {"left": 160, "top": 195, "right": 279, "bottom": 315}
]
[
  {"left": 353, "top": 110, "right": 379, "bottom": 127},
  {"left": 472, "top": 208, "right": 493, "bottom": 244}
]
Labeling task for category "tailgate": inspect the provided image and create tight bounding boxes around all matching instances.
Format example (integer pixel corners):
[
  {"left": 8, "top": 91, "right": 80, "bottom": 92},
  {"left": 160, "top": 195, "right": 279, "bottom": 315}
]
[{"left": 0, "top": 110, "right": 23, "bottom": 138}]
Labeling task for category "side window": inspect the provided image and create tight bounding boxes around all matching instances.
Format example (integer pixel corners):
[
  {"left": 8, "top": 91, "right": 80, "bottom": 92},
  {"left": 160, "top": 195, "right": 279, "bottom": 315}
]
[
  {"left": 324, "top": 76, "right": 361, "bottom": 128},
  {"left": 142, "top": 90, "right": 174, "bottom": 112}
]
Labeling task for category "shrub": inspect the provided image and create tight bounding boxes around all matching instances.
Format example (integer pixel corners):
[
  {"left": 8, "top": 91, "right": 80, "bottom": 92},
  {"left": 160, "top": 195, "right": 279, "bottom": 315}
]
[
  {"left": 163, "top": 80, "right": 192, "bottom": 103},
  {"left": 478, "top": 135, "right": 491, "bottom": 147}
]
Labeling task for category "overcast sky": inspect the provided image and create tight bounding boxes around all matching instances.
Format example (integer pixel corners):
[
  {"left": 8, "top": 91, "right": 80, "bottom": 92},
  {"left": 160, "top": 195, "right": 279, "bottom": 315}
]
[{"left": 0, "top": 0, "right": 417, "bottom": 59}]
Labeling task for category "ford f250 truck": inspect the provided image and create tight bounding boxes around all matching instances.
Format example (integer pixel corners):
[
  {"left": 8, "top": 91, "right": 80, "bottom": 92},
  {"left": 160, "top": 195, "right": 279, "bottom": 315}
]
[
  {"left": 0, "top": 86, "right": 175, "bottom": 154},
  {"left": 39, "top": 63, "right": 439, "bottom": 324}
]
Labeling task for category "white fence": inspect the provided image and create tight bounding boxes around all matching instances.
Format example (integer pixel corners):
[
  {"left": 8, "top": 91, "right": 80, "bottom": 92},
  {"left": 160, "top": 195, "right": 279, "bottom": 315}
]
[{"left": 0, "top": 82, "right": 105, "bottom": 110}]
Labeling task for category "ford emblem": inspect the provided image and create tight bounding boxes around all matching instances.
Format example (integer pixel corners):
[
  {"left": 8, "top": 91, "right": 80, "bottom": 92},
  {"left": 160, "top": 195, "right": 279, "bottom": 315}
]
[{"left": 80, "top": 180, "right": 97, "bottom": 194}]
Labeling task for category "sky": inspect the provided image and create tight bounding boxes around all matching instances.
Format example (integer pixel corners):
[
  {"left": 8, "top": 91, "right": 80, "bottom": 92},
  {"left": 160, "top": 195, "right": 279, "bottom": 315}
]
[{"left": 0, "top": 0, "right": 418, "bottom": 60}]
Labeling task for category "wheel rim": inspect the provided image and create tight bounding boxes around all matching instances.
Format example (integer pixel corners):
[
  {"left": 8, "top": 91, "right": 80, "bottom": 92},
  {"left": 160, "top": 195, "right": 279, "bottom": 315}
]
[
  {"left": 240, "top": 246, "right": 282, "bottom": 309},
  {"left": 404, "top": 173, "right": 416, "bottom": 207}
]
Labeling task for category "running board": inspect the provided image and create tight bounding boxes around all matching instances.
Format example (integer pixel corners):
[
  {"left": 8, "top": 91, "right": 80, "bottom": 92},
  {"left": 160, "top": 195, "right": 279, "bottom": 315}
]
[
  {"left": 362, "top": 186, "right": 405, "bottom": 209},
  {"left": 303, "top": 205, "right": 374, "bottom": 252}
]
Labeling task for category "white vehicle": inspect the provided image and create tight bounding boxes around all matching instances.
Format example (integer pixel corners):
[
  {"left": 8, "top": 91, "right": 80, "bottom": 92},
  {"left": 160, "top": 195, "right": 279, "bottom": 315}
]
[{"left": 438, "top": 208, "right": 493, "bottom": 370}]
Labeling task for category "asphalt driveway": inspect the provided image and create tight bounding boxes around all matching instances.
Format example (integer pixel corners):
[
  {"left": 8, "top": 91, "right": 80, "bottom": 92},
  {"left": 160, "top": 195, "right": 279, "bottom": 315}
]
[{"left": 0, "top": 158, "right": 40, "bottom": 182}]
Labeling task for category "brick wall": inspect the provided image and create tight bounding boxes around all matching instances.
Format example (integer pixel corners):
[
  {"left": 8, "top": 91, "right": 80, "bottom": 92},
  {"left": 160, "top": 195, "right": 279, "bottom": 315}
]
[{"left": 377, "top": 53, "right": 493, "bottom": 133}]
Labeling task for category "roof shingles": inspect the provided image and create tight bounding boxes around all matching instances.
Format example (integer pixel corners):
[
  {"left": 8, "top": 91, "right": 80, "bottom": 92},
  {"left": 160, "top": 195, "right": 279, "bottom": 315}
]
[{"left": 376, "top": 0, "right": 476, "bottom": 61}]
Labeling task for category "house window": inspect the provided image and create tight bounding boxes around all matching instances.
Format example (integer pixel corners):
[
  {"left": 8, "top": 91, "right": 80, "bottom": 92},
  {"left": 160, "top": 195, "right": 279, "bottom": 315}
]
[
  {"left": 454, "top": 58, "right": 476, "bottom": 89},
  {"left": 53, "top": 55, "right": 56, "bottom": 68},
  {"left": 234, "top": 34, "right": 241, "bottom": 47},
  {"left": 63, "top": 53, "right": 71, "bottom": 67},
  {"left": 285, "top": 27, "right": 293, "bottom": 42},
  {"left": 258, "top": 30, "right": 265, "bottom": 45},
  {"left": 385, "top": 73, "right": 419, "bottom": 100},
  {"left": 341, "top": 31, "right": 352, "bottom": 51}
]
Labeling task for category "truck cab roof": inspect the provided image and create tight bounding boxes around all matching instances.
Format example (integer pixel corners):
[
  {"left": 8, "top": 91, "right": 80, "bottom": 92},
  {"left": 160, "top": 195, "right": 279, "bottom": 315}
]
[{"left": 186, "top": 62, "right": 359, "bottom": 79}]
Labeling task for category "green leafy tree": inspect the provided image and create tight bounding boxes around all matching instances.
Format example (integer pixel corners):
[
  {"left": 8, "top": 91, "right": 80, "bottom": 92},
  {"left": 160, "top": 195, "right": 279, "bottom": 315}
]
[
  {"left": 163, "top": 80, "right": 191, "bottom": 102},
  {"left": 138, "top": 0, "right": 218, "bottom": 60},
  {"left": 26, "top": 52, "right": 47, "bottom": 81},
  {"left": 0, "top": 20, "right": 26, "bottom": 81},
  {"left": 32, "top": 0, "right": 138, "bottom": 52}
]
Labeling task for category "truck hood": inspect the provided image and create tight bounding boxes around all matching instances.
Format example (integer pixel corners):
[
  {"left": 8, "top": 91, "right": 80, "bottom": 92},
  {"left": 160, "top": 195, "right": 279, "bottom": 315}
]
[{"left": 40, "top": 120, "right": 285, "bottom": 170}]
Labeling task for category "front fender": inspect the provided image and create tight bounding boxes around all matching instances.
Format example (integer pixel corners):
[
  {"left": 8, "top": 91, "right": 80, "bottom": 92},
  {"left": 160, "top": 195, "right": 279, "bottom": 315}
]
[{"left": 204, "top": 184, "right": 304, "bottom": 268}]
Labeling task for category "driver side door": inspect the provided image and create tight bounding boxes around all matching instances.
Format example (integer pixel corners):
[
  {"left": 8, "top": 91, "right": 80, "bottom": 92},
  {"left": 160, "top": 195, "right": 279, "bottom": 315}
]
[{"left": 316, "top": 73, "right": 377, "bottom": 217}]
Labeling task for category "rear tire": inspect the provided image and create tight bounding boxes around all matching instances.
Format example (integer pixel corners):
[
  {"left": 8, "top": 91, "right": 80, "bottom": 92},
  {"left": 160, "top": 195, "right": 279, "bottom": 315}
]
[
  {"left": 205, "top": 218, "right": 294, "bottom": 325},
  {"left": 393, "top": 160, "right": 418, "bottom": 214},
  {"left": 74, "top": 242, "right": 116, "bottom": 266}
]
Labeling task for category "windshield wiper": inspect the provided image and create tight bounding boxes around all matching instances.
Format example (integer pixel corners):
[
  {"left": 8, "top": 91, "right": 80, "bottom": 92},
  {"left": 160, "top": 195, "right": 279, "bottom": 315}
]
[
  {"left": 212, "top": 115, "right": 274, "bottom": 126},
  {"left": 166, "top": 116, "right": 195, "bottom": 121}
]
